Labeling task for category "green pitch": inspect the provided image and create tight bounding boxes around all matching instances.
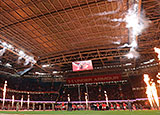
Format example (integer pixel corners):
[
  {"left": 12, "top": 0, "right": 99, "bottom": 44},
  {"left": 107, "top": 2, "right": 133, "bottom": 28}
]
[{"left": 0, "top": 110, "right": 160, "bottom": 115}]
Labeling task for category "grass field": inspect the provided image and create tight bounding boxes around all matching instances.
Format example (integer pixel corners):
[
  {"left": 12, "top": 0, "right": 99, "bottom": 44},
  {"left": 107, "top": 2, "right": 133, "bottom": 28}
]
[{"left": 0, "top": 110, "right": 160, "bottom": 115}]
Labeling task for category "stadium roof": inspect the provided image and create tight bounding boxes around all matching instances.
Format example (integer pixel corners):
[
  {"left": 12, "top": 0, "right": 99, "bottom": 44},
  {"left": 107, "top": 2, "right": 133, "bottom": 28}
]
[{"left": 0, "top": 0, "right": 160, "bottom": 78}]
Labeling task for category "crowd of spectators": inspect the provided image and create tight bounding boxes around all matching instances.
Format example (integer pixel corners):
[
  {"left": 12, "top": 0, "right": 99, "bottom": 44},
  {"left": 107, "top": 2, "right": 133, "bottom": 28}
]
[
  {"left": 59, "top": 83, "right": 134, "bottom": 101},
  {"left": 0, "top": 75, "right": 62, "bottom": 101},
  {"left": 1, "top": 74, "right": 158, "bottom": 102},
  {"left": 0, "top": 74, "right": 159, "bottom": 110}
]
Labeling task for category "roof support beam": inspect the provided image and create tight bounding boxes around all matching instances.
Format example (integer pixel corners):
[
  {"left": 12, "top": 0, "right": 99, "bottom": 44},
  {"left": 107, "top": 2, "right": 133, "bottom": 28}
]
[
  {"left": 97, "top": 49, "right": 105, "bottom": 66},
  {"left": 0, "top": 0, "right": 106, "bottom": 30}
]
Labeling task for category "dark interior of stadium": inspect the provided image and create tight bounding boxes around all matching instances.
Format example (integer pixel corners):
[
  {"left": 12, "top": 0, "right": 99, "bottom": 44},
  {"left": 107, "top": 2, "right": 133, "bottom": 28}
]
[{"left": 0, "top": 0, "right": 160, "bottom": 112}]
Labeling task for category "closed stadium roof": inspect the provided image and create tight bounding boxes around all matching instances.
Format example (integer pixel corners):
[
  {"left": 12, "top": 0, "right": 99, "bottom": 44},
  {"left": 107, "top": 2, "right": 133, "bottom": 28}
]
[{"left": 0, "top": 0, "right": 160, "bottom": 78}]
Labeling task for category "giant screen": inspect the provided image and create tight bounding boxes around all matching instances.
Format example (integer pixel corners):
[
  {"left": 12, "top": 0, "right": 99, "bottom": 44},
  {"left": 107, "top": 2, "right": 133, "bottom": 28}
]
[{"left": 72, "top": 60, "right": 93, "bottom": 71}]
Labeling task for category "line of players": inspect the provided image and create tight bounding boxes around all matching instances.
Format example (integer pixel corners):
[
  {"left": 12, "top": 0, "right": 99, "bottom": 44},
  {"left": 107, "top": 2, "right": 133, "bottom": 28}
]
[{"left": 54, "top": 102, "right": 143, "bottom": 111}]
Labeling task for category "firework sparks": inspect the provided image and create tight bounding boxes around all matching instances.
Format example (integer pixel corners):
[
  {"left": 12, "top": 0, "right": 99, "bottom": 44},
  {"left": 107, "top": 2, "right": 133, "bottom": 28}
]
[
  {"left": 85, "top": 93, "right": 89, "bottom": 109},
  {"left": 21, "top": 95, "right": 23, "bottom": 108},
  {"left": 157, "top": 73, "right": 160, "bottom": 84},
  {"left": 94, "top": 0, "right": 121, "bottom": 16},
  {"left": 27, "top": 94, "right": 30, "bottom": 110},
  {"left": 125, "top": 48, "right": 139, "bottom": 59},
  {"left": 2, "top": 81, "right": 7, "bottom": 108},
  {"left": 154, "top": 47, "right": 160, "bottom": 63},
  {"left": 144, "top": 74, "right": 154, "bottom": 107},
  {"left": 68, "top": 94, "right": 70, "bottom": 102},
  {"left": 12, "top": 95, "right": 15, "bottom": 108},
  {"left": 144, "top": 74, "right": 159, "bottom": 108},
  {"left": 151, "top": 82, "right": 159, "bottom": 107},
  {"left": 123, "top": 2, "right": 149, "bottom": 59},
  {"left": 104, "top": 91, "right": 109, "bottom": 106}
]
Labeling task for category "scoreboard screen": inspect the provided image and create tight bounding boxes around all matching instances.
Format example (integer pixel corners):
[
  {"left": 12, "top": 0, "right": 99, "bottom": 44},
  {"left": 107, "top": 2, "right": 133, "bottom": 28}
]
[{"left": 72, "top": 60, "right": 93, "bottom": 71}]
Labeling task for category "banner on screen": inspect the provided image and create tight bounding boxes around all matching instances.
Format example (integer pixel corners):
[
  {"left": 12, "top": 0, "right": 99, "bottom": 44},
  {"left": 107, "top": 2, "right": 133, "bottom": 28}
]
[
  {"left": 66, "top": 74, "right": 121, "bottom": 84},
  {"left": 72, "top": 60, "right": 93, "bottom": 71}
]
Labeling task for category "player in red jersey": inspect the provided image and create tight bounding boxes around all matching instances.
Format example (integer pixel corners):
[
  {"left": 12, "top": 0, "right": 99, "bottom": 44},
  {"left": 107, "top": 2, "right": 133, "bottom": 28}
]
[
  {"left": 74, "top": 104, "right": 77, "bottom": 110},
  {"left": 77, "top": 104, "right": 81, "bottom": 110},
  {"left": 102, "top": 103, "right": 106, "bottom": 110},
  {"left": 123, "top": 103, "right": 126, "bottom": 110},
  {"left": 61, "top": 102, "right": 65, "bottom": 110},
  {"left": 72, "top": 104, "right": 74, "bottom": 111},
  {"left": 97, "top": 103, "right": 99, "bottom": 110},
  {"left": 116, "top": 103, "right": 120, "bottom": 111},
  {"left": 133, "top": 104, "right": 136, "bottom": 110},
  {"left": 111, "top": 103, "right": 114, "bottom": 110}
]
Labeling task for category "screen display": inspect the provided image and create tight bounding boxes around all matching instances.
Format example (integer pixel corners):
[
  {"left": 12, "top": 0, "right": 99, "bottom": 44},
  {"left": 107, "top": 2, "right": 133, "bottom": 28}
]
[{"left": 72, "top": 60, "right": 93, "bottom": 71}]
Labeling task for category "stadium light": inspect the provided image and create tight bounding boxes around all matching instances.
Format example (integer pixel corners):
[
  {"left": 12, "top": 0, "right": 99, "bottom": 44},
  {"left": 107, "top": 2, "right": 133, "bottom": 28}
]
[{"left": 0, "top": 41, "right": 37, "bottom": 65}]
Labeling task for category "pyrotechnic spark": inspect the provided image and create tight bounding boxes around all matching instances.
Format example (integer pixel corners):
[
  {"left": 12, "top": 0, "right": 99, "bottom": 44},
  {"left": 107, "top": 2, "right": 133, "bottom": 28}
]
[
  {"left": 157, "top": 73, "right": 160, "bottom": 79},
  {"left": 111, "top": 18, "right": 124, "bottom": 22},
  {"left": 85, "top": 93, "right": 88, "bottom": 109},
  {"left": 125, "top": 48, "right": 139, "bottom": 59},
  {"left": 119, "top": 40, "right": 138, "bottom": 48},
  {"left": 21, "top": 95, "right": 23, "bottom": 108},
  {"left": 144, "top": 74, "right": 153, "bottom": 107},
  {"left": 122, "top": 3, "right": 149, "bottom": 59},
  {"left": 151, "top": 82, "right": 159, "bottom": 107},
  {"left": 104, "top": 91, "right": 109, "bottom": 106},
  {"left": 94, "top": 0, "right": 121, "bottom": 16},
  {"left": 154, "top": 47, "right": 160, "bottom": 62},
  {"left": 91, "top": 0, "right": 122, "bottom": 29},
  {"left": 68, "top": 94, "right": 70, "bottom": 102},
  {"left": 113, "top": 41, "right": 121, "bottom": 45},
  {"left": 157, "top": 73, "right": 160, "bottom": 84},
  {"left": 27, "top": 94, "right": 30, "bottom": 109},
  {"left": 96, "top": 23, "right": 121, "bottom": 28},
  {"left": 144, "top": 74, "right": 159, "bottom": 108},
  {"left": 2, "top": 81, "right": 7, "bottom": 108},
  {"left": 125, "top": 4, "right": 149, "bottom": 38},
  {"left": 12, "top": 95, "right": 15, "bottom": 107}
]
